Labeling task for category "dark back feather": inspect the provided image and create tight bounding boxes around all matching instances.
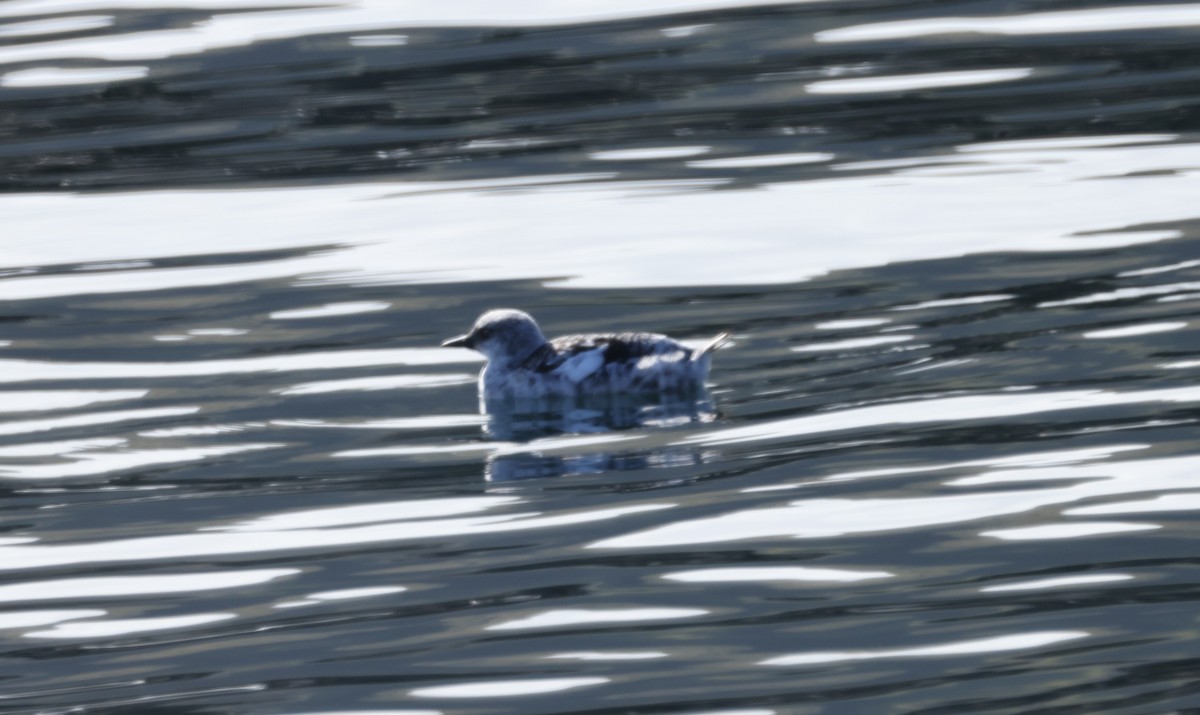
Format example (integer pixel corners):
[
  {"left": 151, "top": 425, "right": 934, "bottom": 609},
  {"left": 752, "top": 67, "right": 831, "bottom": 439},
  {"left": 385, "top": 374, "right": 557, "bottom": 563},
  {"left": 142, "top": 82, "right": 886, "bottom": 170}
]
[{"left": 523, "top": 333, "right": 690, "bottom": 373}]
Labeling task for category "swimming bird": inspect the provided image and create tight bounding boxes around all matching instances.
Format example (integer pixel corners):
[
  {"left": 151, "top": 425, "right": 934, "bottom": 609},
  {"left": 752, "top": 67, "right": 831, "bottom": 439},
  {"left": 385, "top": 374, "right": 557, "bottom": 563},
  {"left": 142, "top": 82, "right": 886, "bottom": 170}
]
[{"left": 441, "top": 309, "right": 728, "bottom": 400}]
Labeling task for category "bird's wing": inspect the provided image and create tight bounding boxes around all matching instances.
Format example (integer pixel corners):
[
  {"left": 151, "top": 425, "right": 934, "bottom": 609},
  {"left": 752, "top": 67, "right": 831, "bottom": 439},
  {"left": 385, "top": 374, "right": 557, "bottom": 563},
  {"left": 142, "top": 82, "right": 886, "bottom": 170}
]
[
  {"left": 542, "top": 333, "right": 690, "bottom": 382},
  {"left": 554, "top": 344, "right": 608, "bottom": 383}
]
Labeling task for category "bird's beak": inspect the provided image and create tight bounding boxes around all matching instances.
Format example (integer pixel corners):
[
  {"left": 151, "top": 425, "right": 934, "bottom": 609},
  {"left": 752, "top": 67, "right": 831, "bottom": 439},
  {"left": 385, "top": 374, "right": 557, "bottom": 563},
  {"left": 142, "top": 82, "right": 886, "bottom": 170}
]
[{"left": 441, "top": 333, "right": 473, "bottom": 349}]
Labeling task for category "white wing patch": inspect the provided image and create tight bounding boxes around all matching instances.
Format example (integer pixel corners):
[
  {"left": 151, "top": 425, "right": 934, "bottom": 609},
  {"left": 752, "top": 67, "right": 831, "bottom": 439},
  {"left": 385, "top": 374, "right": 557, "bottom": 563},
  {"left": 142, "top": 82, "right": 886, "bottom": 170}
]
[
  {"left": 637, "top": 350, "right": 686, "bottom": 369},
  {"left": 556, "top": 346, "right": 607, "bottom": 383}
]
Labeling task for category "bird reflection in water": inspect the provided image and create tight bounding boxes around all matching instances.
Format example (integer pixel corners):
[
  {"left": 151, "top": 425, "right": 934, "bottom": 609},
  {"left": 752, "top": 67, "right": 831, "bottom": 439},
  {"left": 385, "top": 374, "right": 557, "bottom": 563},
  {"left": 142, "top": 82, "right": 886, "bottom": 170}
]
[{"left": 482, "top": 391, "right": 718, "bottom": 481}]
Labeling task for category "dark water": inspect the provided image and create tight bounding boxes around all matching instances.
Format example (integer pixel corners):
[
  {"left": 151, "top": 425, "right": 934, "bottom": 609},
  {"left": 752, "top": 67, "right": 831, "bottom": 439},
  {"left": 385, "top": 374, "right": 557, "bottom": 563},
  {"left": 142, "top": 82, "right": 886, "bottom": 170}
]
[{"left": 3, "top": 1, "right": 1200, "bottom": 714}]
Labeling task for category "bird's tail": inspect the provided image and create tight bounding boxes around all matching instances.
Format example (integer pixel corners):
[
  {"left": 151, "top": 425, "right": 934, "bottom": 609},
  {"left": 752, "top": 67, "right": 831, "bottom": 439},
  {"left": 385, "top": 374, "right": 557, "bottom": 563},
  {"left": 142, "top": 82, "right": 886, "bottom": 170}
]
[{"left": 695, "top": 331, "right": 732, "bottom": 358}]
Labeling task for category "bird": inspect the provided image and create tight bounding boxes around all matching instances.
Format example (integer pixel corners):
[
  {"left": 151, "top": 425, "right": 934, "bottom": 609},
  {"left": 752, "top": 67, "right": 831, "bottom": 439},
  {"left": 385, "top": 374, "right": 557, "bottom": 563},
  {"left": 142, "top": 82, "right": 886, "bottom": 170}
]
[{"left": 441, "top": 309, "right": 729, "bottom": 401}]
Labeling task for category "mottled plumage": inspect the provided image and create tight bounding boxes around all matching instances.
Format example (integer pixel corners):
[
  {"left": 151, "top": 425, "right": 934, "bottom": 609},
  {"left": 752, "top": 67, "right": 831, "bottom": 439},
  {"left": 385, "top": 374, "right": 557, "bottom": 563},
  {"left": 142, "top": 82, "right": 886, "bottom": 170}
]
[{"left": 441, "top": 309, "right": 728, "bottom": 401}]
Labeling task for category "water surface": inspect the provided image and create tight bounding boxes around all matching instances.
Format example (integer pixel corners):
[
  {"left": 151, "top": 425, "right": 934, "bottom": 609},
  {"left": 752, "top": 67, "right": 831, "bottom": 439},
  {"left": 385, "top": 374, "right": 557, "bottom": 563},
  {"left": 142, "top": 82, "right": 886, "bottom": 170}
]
[{"left": 2, "top": 1, "right": 1200, "bottom": 713}]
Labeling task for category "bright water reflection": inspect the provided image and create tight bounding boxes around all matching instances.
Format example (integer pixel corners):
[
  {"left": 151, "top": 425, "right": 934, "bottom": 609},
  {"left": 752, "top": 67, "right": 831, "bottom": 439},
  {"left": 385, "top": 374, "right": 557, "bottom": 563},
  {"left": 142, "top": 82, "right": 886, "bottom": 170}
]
[
  {"left": 0, "top": 569, "right": 299, "bottom": 602},
  {"left": 6, "top": 137, "right": 1199, "bottom": 292},
  {"left": 409, "top": 677, "right": 610, "bottom": 699},
  {"left": 592, "top": 451, "right": 1200, "bottom": 548},
  {"left": 0, "top": 500, "right": 676, "bottom": 570},
  {"left": 760, "top": 631, "right": 1091, "bottom": 666}
]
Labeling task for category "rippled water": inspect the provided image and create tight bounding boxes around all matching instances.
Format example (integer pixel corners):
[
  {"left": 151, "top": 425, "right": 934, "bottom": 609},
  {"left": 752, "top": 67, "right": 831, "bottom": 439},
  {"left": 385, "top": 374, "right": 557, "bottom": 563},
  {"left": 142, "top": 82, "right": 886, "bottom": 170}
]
[{"left": 4, "top": 1, "right": 1200, "bottom": 714}]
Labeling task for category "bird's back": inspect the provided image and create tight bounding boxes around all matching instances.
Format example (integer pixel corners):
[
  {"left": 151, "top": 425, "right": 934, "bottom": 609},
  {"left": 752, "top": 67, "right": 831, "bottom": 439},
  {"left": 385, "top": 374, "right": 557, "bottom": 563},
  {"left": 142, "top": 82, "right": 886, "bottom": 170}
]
[
  {"left": 547, "top": 332, "right": 686, "bottom": 365},
  {"left": 500, "top": 332, "right": 704, "bottom": 394}
]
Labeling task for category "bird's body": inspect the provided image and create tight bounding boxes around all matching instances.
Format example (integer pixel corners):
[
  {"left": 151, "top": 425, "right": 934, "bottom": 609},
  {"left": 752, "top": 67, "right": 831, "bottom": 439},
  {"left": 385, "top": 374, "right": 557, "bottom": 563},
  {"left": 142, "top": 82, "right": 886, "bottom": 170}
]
[{"left": 442, "top": 310, "right": 728, "bottom": 401}]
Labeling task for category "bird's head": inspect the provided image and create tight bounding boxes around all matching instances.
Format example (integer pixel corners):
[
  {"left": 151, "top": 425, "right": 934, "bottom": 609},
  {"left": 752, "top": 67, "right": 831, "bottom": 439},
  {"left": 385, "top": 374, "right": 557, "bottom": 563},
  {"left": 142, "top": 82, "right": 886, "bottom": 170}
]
[{"left": 441, "top": 309, "right": 548, "bottom": 365}]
